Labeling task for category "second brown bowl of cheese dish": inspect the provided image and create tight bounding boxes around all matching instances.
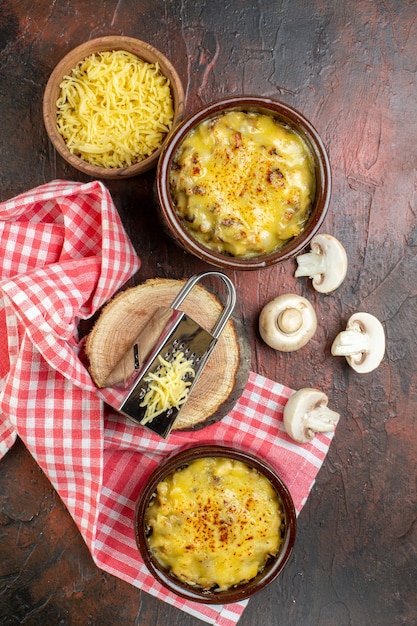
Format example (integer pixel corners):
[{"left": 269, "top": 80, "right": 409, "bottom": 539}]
[
  {"left": 135, "top": 445, "right": 296, "bottom": 603},
  {"left": 155, "top": 96, "right": 331, "bottom": 269}
]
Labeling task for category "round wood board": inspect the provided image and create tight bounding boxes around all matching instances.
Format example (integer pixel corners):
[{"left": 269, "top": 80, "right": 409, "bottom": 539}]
[{"left": 85, "top": 278, "right": 251, "bottom": 431}]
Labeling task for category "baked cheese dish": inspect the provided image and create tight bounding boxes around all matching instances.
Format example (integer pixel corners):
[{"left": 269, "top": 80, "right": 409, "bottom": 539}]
[
  {"left": 146, "top": 456, "right": 283, "bottom": 591},
  {"left": 169, "top": 110, "right": 315, "bottom": 257}
]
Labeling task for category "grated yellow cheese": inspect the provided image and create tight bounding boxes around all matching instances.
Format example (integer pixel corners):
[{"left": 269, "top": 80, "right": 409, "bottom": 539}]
[
  {"left": 139, "top": 351, "right": 195, "bottom": 423},
  {"left": 56, "top": 50, "right": 174, "bottom": 168},
  {"left": 147, "top": 457, "right": 283, "bottom": 591}
]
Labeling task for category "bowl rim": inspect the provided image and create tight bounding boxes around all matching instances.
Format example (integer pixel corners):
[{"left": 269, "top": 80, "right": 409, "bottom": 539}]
[
  {"left": 134, "top": 444, "right": 297, "bottom": 603},
  {"left": 43, "top": 35, "right": 185, "bottom": 179},
  {"left": 156, "top": 95, "right": 332, "bottom": 269}
]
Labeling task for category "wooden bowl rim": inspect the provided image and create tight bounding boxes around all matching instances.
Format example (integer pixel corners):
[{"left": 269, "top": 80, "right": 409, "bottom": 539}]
[{"left": 43, "top": 36, "right": 185, "bottom": 179}]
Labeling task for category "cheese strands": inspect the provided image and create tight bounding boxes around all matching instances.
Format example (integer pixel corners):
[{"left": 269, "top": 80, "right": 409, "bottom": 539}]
[
  {"left": 140, "top": 351, "right": 195, "bottom": 423},
  {"left": 56, "top": 50, "right": 174, "bottom": 168}
]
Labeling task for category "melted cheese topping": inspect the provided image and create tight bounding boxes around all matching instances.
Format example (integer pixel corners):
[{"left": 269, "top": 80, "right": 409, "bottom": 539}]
[
  {"left": 140, "top": 351, "right": 195, "bottom": 423},
  {"left": 56, "top": 50, "right": 174, "bottom": 168},
  {"left": 146, "top": 457, "right": 283, "bottom": 591},
  {"left": 170, "top": 111, "right": 316, "bottom": 257}
]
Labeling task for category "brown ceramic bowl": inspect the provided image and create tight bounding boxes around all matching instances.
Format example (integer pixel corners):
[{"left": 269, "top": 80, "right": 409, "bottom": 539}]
[
  {"left": 135, "top": 445, "right": 296, "bottom": 603},
  {"left": 155, "top": 96, "right": 331, "bottom": 269},
  {"left": 43, "top": 36, "right": 185, "bottom": 179}
]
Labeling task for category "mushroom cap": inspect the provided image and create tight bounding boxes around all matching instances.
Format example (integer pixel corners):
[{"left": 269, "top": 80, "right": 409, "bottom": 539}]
[
  {"left": 295, "top": 233, "right": 348, "bottom": 293},
  {"left": 331, "top": 311, "right": 385, "bottom": 373},
  {"left": 259, "top": 293, "right": 317, "bottom": 352},
  {"left": 283, "top": 387, "right": 339, "bottom": 444}
]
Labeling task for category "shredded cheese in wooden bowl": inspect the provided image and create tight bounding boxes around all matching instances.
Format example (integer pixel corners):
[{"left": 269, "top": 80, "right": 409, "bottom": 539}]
[
  {"left": 43, "top": 37, "right": 185, "bottom": 178},
  {"left": 56, "top": 50, "right": 174, "bottom": 168}
]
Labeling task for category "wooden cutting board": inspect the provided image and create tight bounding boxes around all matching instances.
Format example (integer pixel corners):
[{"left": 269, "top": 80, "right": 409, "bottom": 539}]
[{"left": 85, "top": 278, "right": 251, "bottom": 430}]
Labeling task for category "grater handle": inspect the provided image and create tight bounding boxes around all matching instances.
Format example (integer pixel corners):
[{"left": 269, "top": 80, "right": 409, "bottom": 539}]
[{"left": 170, "top": 271, "right": 236, "bottom": 340}]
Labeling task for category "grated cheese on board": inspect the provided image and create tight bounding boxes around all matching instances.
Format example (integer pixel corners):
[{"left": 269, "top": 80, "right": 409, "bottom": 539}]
[
  {"left": 140, "top": 351, "right": 195, "bottom": 423},
  {"left": 56, "top": 50, "right": 174, "bottom": 168}
]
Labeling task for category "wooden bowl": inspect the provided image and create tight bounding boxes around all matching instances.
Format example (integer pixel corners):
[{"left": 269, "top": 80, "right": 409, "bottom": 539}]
[
  {"left": 155, "top": 96, "right": 331, "bottom": 269},
  {"left": 43, "top": 36, "right": 185, "bottom": 178},
  {"left": 135, "top": 445, "right": 296, "bottom": 603}
]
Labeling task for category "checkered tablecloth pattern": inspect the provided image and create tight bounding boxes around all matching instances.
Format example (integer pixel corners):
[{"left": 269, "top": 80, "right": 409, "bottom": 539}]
[{"left": 0, "top": 181, "right": 335, "bottom": 626}]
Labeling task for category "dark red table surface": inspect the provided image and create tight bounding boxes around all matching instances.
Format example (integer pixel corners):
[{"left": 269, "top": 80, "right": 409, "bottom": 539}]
[{"left": 1, "top": 1, "right": 416, "bottom": 625}]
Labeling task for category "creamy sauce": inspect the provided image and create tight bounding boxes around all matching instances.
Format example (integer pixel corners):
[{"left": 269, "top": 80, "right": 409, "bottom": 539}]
[
  {"left": 169, "top": 110, "right": 316, "bottom": 257},
  {"left": 146, "top": 457, "right": 283, "bottom": 591}
]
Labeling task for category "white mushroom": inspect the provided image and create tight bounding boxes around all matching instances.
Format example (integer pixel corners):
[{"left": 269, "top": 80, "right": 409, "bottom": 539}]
[
  {"left": 331, "top": 312, "right": 385, "bottom": 373},
  {"left": 295, "top": 234, "right": 348, "bottom": 293},
  {"left": 283, "top": 388, "right": 340, "bottom": 444},
  {"left": 259, "top": 294, "right": 317, "bottom": 351}
]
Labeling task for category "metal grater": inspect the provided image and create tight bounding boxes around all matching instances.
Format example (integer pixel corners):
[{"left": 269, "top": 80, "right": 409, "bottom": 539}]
[{"left": 97, "top": 271, "right": 236, "bottom": 438}]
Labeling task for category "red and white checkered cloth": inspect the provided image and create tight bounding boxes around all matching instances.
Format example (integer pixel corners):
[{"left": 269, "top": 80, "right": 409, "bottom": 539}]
[{"left": 0, "top": 180, "right": 335, "bottom": 626}]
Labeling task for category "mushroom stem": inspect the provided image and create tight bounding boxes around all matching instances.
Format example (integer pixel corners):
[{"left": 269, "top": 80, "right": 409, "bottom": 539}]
[
  {"left": 294, "top": 252, "right": 326, "bottom": 278},
  {"left": 304, "top": 405, "right": 341, "bottom": 436},
  {"left": 331, "top": 327, "right": 370, "bottom": 357},
  {"left": 277, "top": 307, "right": 303, "bottom": 334}
]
